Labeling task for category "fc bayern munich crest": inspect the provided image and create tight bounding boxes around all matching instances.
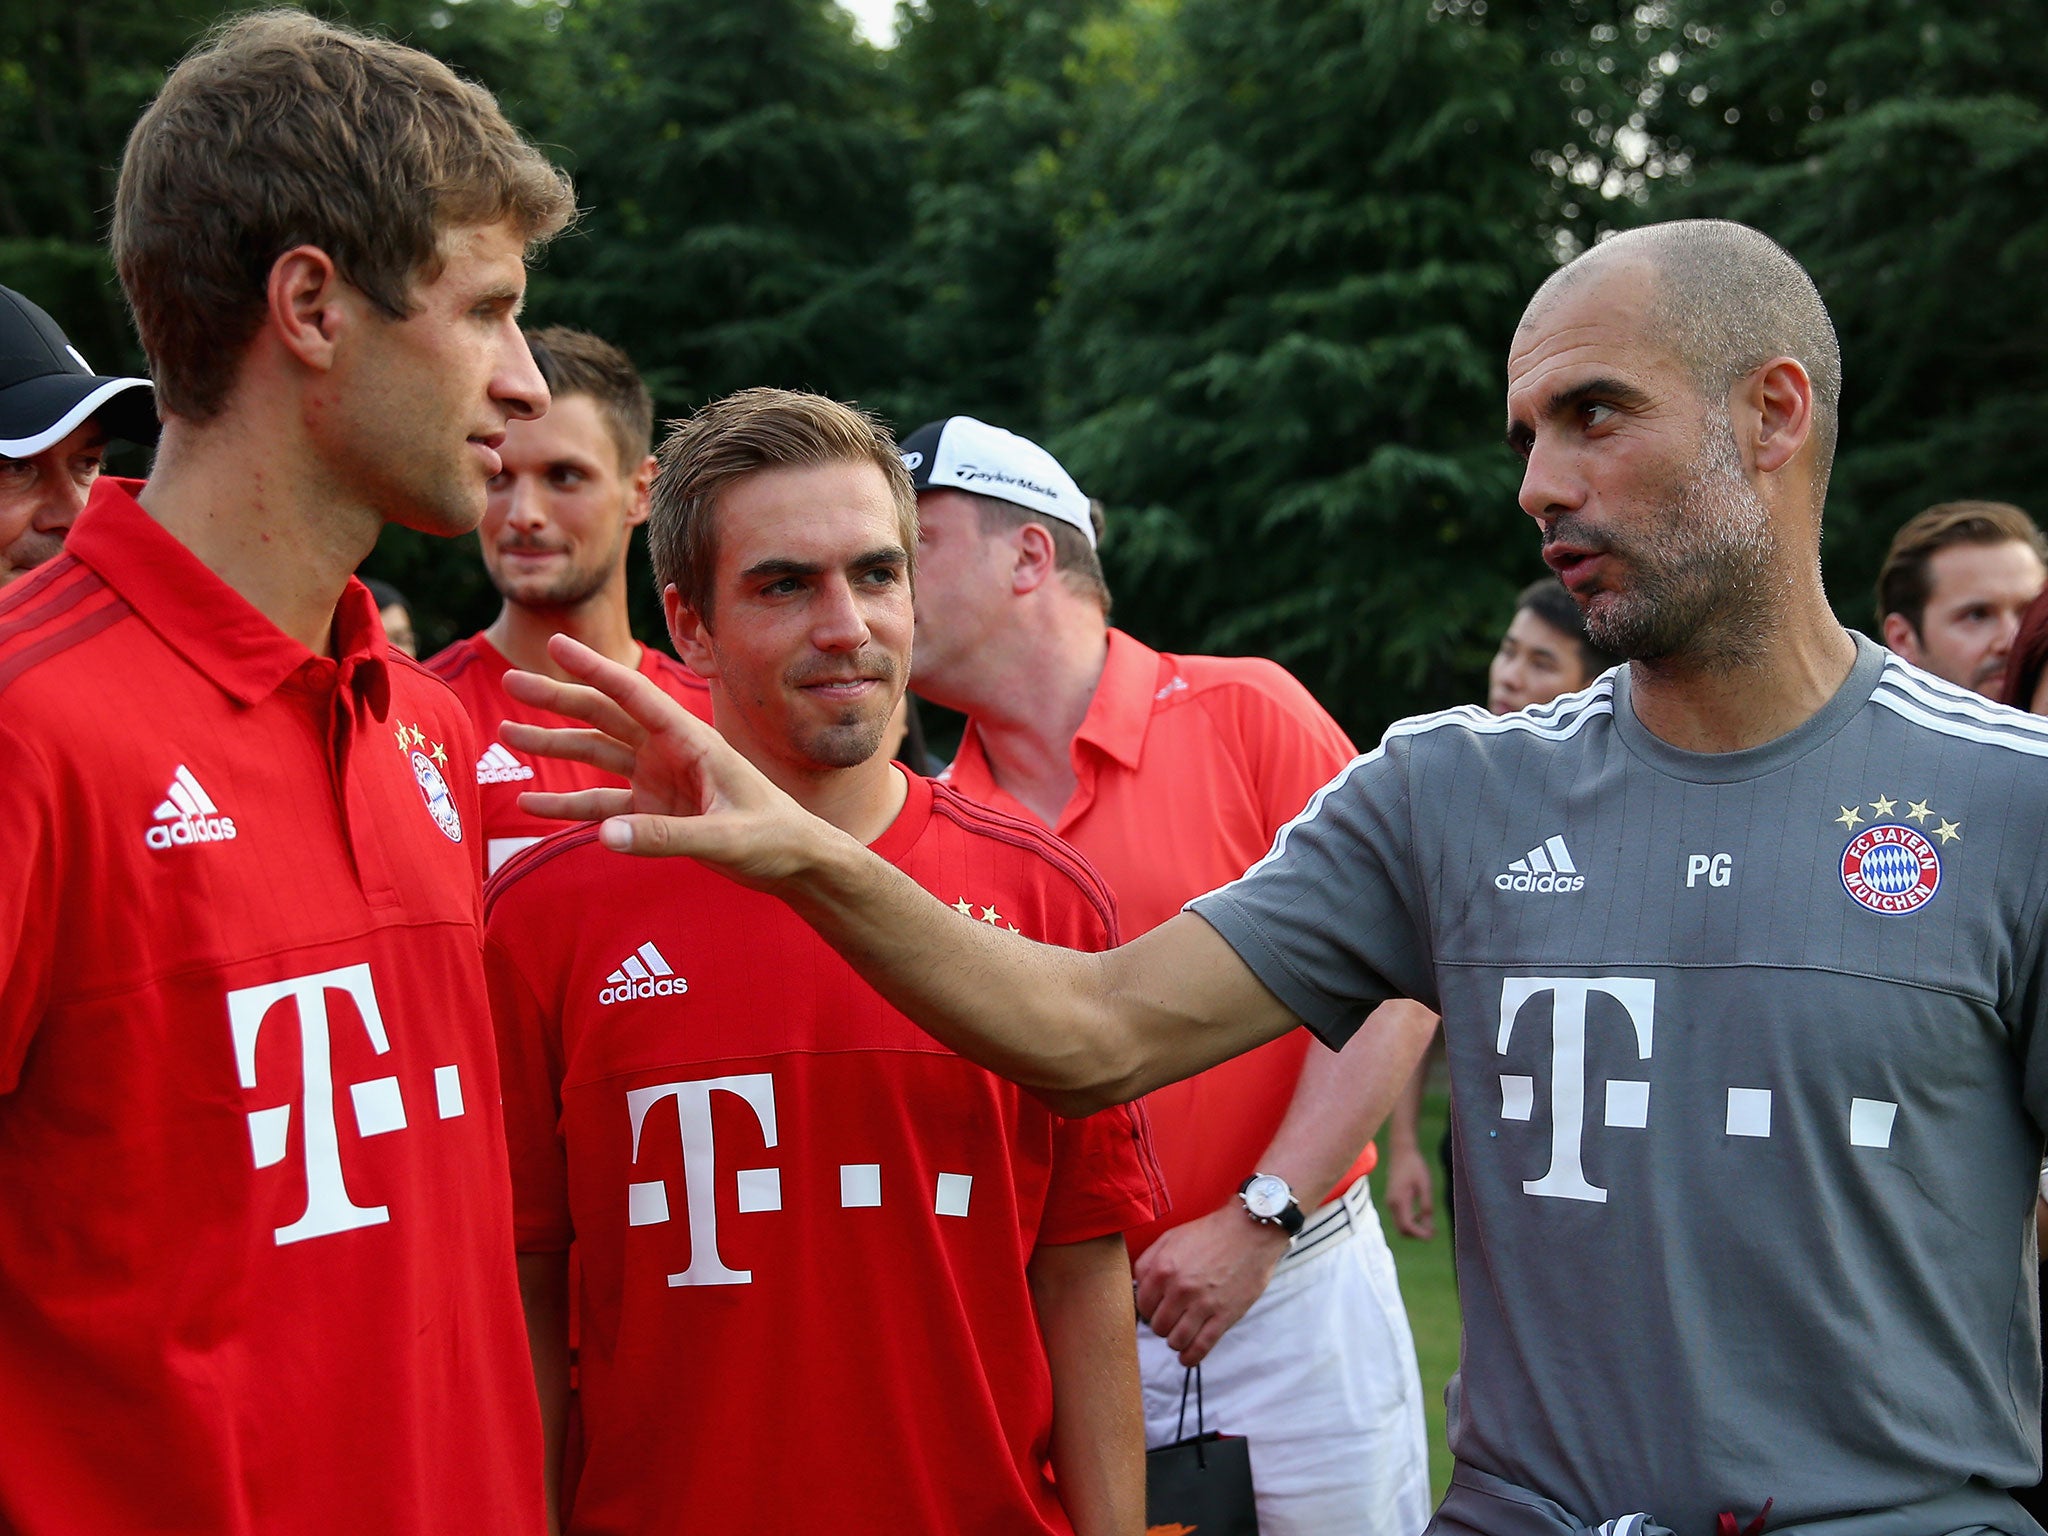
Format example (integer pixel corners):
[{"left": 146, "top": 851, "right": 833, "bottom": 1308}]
[
  {"left": 393, "top": 719, "right": 463, "bottom": 843},
  {"left": 1841, "top": 824, "right": 1940, "bottom": 914}
]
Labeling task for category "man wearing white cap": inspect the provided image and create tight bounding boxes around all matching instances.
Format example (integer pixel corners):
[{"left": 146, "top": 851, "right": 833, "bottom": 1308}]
[
  {"left": 0, "top": 285, "right": 157, "bottom": 585},
  {"left": 901, "top": 414, "right": 1430, "bottom": 1535}
]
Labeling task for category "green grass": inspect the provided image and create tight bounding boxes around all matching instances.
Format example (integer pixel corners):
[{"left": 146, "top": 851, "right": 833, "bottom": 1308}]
[{"left": 1368, "top": 1083, "right": 1458, "bottom": 1501}]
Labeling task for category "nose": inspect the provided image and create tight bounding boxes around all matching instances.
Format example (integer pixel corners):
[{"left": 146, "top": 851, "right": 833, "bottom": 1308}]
[
  {"left": 812, "top": 576, "right": 872, "bottom": 653},
  {"left": 495, "top": 324, "right": 550, "bottom": 423},
  {"left": 36, "top": 469, "right": 90, "bottom": 533},
  {"left": 1516, "top": 439, "right": 1585, "bottom": 528},
  {"left": 501, "top": 474, "right": 546, "bottom": 533}
]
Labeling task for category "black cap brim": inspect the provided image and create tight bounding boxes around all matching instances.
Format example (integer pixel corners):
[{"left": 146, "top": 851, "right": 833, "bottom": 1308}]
[{"left": 0, "top": 373, "right": 158, "bottom": 457}]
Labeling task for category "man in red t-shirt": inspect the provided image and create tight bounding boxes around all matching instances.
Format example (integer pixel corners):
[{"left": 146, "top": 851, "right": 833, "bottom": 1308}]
[
  {"left": 487, "top": 388, "right": 1162, "bottom": 1535},
  {"left": 0, "top": 15, "right": 573, "bottom": 1533},
  {"left": 429, "top": 326, "right": 713, "bottom": 874},
  {"left": 896, "top": 414, "right": 1429, "bottom": 1534}
]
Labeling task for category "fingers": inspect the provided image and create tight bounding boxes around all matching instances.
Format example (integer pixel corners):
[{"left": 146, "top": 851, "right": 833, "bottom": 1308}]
[
  {"left": 542, "top": 634, "right": 720, "bottom": 750},
  {"left": 502, "top": 670, "right": 646, "bottom": 747},
  {"left": 502, "top": 721, "right": 639, "bottom": 779},
  {"left": 518, "top": 787, "right": 635, "bottom": 824}
]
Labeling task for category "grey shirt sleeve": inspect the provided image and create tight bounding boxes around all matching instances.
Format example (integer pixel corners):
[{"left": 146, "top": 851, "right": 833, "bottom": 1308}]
[{"left": 1187, "top": 735, "right": 1436, "bottom": 1048}]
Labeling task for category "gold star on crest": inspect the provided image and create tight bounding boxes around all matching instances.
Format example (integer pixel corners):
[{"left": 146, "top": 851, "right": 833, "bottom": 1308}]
[
  {"left": 979, "top": 905, "right": 1002, "bottom": 925},
  {"left": 953, "top": 898, "right": 975, "bottom": 917},
  {"left": 430, "top": 741, "right": 448, "bottom": 769},
  {"left": 393, "top": 722, "right": 410, "bottom": 753},
  {"left": 408, "top": 723, "right": 427, "bottom": 750},
  {"left": 1935, "top": 819, "right": 1962, "bottom": 844},
  {"left": 1834, "top": 805, "right": 1864, "bottom": 831},
  {"left": 1869, "top": 794, "right": 1897, "bottom": 817},
  {"left": 1905, "top": 799, "right": 1933, "bottom": 824}
]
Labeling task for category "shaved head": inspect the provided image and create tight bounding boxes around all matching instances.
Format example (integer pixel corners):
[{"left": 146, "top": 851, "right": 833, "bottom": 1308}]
[{"left": 1526, "top": 221, "right": 1842, "bottom": 496}]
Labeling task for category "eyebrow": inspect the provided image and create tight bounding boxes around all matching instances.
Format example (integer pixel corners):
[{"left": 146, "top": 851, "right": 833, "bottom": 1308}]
[
  {"left": 1504, "top": 375, "right": 1653, "bottom": 454},
  {"left": 739, "top": 545, "right": 909, "bottom": 583}
]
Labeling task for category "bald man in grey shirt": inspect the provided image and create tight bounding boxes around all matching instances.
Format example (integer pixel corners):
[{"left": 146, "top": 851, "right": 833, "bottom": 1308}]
[{"left": 501, "top": 222, "right": 2047, "bottom": 1533}]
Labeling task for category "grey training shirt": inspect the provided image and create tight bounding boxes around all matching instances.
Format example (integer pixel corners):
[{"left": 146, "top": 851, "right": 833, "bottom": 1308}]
[{"left": 1191, "top": 635, "right": 2048, "bottom": 1529}]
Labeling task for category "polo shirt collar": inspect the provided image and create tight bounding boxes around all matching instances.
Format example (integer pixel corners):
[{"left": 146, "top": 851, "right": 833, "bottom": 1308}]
[
  {"left": 67, "top": 476, "right": 391, "bottom": 710},
  {"left": 1072, "top": 627, "right": 1160, "bottom": 770}
]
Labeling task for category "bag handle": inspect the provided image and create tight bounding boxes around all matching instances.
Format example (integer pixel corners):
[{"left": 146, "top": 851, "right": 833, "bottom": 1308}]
[{"left": 1172, "top": 1365, "right": 1208, "bottom": 1468}]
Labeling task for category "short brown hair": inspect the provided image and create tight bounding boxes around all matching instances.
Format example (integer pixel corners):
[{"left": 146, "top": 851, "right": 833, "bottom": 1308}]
[
  {"left": 649, "top": 388, "right": 917, "bottom": 625},
  {"left": 967, "top": 493, "right": 1112, "bottom": 617},
  {"left": 526, "top": 326, "right": 653, "bottom": 472},
  {"left": 113, "top": 10, "right": 575, "bottom": 420},
  {"left": 1875, "top": 501, "right": 2048, "bottom": 634}
]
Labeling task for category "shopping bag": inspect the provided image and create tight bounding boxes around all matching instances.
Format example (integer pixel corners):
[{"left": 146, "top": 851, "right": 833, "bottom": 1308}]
[{"left": 1143, "top": 1365, "right": 1259, "bottom": 1535}]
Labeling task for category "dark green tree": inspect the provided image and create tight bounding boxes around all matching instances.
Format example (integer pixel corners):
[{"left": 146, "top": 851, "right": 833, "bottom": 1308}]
[
  {"left": 1650, "top": 0, "right": 2048, "bottom": 631},
  {"left": 1039, "top": 0, "right": 1650, "bottom": 738}
]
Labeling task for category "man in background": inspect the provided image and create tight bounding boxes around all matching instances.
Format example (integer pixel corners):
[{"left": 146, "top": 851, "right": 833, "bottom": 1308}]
[
  {"left": 0, "top": 12, "right": 571, "bottom": 1531},
  {"left": 901, "top": 413, "right": 1428, "bottom": 1535},
  {"left": 1384, "top": 577, "right": 1617, "bottom": 1240},
  {"left": 429, "top": 325, "right": 712, "bottom": 873},
  {"left": 1877, "top": 500, "right": 2046, "bottom": 698},
  {"left": 0, "top": 283, "right": 157, "bottom": 585}
]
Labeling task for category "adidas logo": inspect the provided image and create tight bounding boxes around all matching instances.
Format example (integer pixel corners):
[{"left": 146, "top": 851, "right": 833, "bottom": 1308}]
[
  {"left": 476, "top": 742, "right": 535, "bottom": 785},
  {"left": 599, "top": 942, "right": 688, "bottom": 1005},
  {"left": 146, "top": 765, "right": 238, "bottom": 851},
  {"left": 1494, "top": 834, "right": 1584, "bottom": 894}
]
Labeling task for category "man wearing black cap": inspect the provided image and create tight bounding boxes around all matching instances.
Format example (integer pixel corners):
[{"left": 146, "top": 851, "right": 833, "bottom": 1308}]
[
  {"left": 0, "top": 284, "right": 157, "bottom": 585},
  {"left": 896, "top": 414, "right": 1431, "bottom": 1536}
]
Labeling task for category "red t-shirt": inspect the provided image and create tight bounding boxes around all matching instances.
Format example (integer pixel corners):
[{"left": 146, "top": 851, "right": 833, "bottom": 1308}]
[
  {"left": 427, "top": 632, "right": 714, "bottom": 874},
  {"left": 0, "top": 480, "right": 544, "bottom": 1534},
  {"left": 944, "top": 628, "right": 1366, "bottom": 1256},
  {"left": 486, "top": 768, "right": 1165, "bottom": 1536}
]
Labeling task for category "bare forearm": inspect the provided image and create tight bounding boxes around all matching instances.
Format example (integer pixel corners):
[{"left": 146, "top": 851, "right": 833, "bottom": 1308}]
[
  {"left": 1257, "top": 999, "right": 1438, "bottom": 1202},
  {"left": 780, "top": 834, "right": 1293, "bottom": 1112},
  {"left": 1031, "top": 1235, "right": 1146, "bottom": 1536},
  {"left": 517, "top": 1251, "right": 571, "bottom": 1535}
]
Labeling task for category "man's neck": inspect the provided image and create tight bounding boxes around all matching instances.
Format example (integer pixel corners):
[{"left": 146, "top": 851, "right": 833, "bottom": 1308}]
[
  {"left": 482, "top": 580, "right": 639, "bottom": 681},
  {"left": 138, "top": 416, "right": 381, "bottom": 655},
  {"left": 951, "top": 616, "right": 1109, "bottom": 829},
  {"left": 732, "top": 732, "right": 909, "bottom": 845},
  {"left": 1626, "top": 585, "right": 1859, "bottom": 753}
]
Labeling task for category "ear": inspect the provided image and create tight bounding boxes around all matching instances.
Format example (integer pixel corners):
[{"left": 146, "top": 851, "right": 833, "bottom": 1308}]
[
  {"left": 624, "top": 453, "right": 656, "bottom": 530},
  {"left": 664, "top": 583, "right": 715, "bottom": 676},
  {"left": 1010, "top": 521, "right": 1059, "bottom": 596},
  {"left": 1742, "top": 356, "right": 1814, "bottom": 477},
  {"left": 266, "top": 245, "right": 352, "bottom": 375},
  {"left": 1880, "top": 611, "right": 1924, "bottom": 665}
]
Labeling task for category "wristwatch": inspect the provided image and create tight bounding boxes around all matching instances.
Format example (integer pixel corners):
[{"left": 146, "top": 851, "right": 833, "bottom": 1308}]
[{"left": 1238, "top": 1173, "right": 1305, "bottom": 1236}]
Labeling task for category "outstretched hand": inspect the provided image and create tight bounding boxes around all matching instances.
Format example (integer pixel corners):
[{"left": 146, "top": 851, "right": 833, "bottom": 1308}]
[{"left": 502, "top": 633, "right": 842, "bottom": 887}]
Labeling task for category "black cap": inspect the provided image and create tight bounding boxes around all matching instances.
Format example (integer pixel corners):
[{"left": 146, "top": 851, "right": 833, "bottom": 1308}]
[{"left": 0, "top": 286, "right": 157, "bottom": 458}]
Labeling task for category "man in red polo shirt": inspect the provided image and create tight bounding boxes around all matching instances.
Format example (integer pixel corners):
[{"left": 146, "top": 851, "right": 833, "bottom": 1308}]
[
  {"left": 0, "top": 14, "right": 572, "bottom": 1532},
  {"left": 429, "top": 325, "right": 714, "bottom": 874},
  {"left": 487, "top": 388, "right": 1162, "bottom": 1534},
  {"left": 898, "top": 415, "right": 1429, "bottom": 1533}
]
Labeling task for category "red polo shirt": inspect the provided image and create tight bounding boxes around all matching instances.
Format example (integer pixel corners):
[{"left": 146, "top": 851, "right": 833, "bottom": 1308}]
[
  {"left": 944, "top": 628, "right": 1369, "bottom": 1256},
  {"left": 427, "top": 633, "right": 714, "bottom": 874},
  {"left": 0, "top": 480, "right": 544, "bottom": 1534},
  {"left": 487, "top": 768, "right": 1165, "bottom": 1534}
]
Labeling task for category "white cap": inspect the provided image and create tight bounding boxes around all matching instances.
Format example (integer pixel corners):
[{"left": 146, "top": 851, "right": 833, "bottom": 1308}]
[{"left": 898, "top": 416, "right": 1095, "bottom": 547}]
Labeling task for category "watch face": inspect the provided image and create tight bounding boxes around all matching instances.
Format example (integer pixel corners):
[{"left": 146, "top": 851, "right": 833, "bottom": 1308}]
[{"left": 1243, "top": 1174, "right": 1290, "bottom": 1218}]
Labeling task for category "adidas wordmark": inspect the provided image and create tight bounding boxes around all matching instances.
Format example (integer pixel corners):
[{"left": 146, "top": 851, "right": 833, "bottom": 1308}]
[
  {"left": 146, "top": 765, "right": 238, "bottom": 851},
  {"left": 1495, "top": 834, "right": 1584, "bottom": 894},
  {"left": 600, "top": 941, "right": 688, "bottom": 1005},
  {"left": 476, "top": 742, "right": 536, "bottom": 785}
]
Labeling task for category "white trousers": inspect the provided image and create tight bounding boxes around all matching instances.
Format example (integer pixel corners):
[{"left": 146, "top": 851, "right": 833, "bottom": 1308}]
[{"left": 1138, "top": 1181, "right": 1432, "bottom": 1536}]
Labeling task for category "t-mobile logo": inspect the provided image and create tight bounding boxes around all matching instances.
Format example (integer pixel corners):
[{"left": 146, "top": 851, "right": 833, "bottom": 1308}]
[
  {"left": 1496, "top": 976, "right": 1655, "bottom": 1204},
  {"left": 228, "top": 963, "right": 466, "bottom": 1246}
]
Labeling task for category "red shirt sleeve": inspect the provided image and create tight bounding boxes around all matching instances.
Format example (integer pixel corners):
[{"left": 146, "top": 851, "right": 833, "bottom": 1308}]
[
  {"left": 0, "top": 721, "right": 57, "bottom": 1094},
  {"left": 483, "top": 916, "right": 574, "bottom": 1253},
  {"left": 1220, "top": 662, "right": 1360, "bottom": 837}
]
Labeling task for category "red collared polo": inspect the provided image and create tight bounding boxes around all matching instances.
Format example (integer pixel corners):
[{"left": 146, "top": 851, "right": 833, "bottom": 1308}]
[
  {"left": 944, "top": 627, "right": 1369, "bottom": 1255},
  {"left": 0, "top": 479, "right": 544, "bottom": 1533}
]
